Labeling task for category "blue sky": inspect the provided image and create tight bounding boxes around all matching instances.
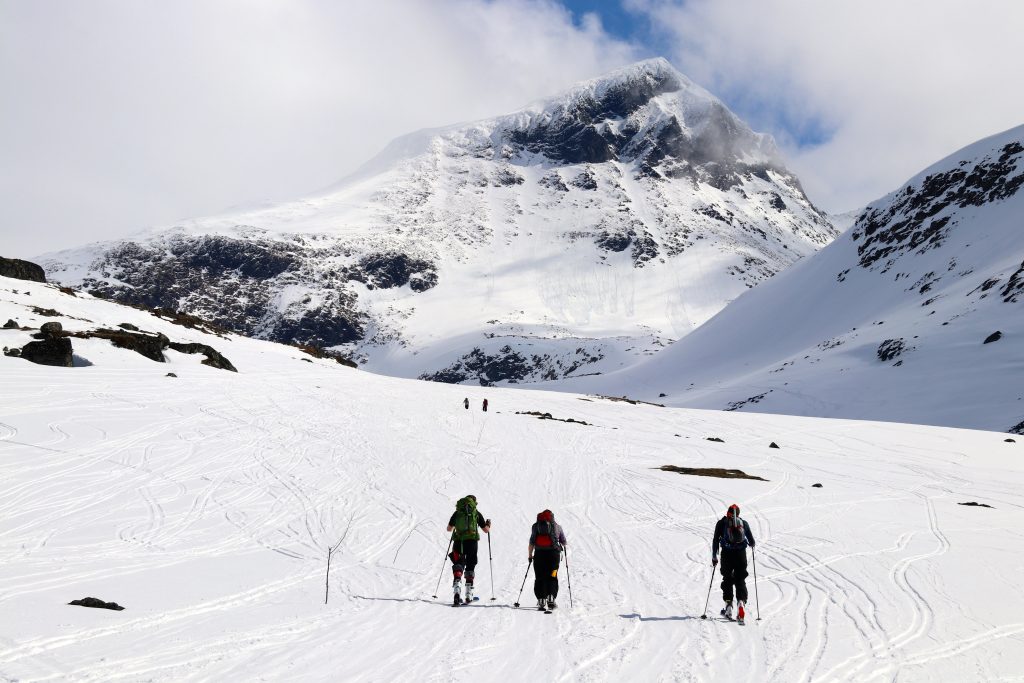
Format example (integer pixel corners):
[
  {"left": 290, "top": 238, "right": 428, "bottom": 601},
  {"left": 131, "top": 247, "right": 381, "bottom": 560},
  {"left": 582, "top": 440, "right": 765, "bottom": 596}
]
[{"left": 558, "top": 0, "right": 835, "bottom": 149}]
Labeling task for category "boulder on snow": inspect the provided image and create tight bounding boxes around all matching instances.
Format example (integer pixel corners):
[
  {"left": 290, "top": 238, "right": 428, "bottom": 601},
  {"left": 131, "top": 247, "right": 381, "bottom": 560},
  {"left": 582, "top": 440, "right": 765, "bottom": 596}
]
[
  {"left": 40, "top": 321, "right": 64, "bottom": 338},
  {"left": 705, "top": 437, "right": 725, "bottom": 443},
  {"left": 68, "top": 597, "right": 124, "bottom": 610},
  {"left": 3, "top": 319, "right": 18, "bottom": 329},
  {"left": 3, "top": 346, "right": 20, "bottom": 357},
  {"left": 167, "top": 341, "right": 237, "bottom": 372},
  {"left": 20, "top": 338, "right": 73, "bottom": 366},
  {"left": 812, "top": 483, "right": 823, "bottom": 488},
  {"left": 983, "top": 331, "right": 1002, "bottom": 344},
  {"left": 166, "top": 372, "right": 177, "bottom": 378},
  {"left": 769, "top": 442, "right": 780, "bottom": 449},
  {"left": 118, "top": 322, "right": 139, "bottom": 331},
  {"left": 0, "top": 256, "right": 46, "bottom": 283},
  {"left": 958, "top": 501, "right": 994, "bottom": 509}
]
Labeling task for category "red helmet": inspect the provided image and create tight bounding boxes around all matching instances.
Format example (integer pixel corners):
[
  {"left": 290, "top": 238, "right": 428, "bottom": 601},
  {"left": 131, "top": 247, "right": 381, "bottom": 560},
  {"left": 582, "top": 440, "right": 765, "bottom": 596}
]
[
  {"left": 537, "top": 509, "right": 554, "bottom": 522},
  {"left": 727, "top": 504, "right": 740, "bottom": 517}
]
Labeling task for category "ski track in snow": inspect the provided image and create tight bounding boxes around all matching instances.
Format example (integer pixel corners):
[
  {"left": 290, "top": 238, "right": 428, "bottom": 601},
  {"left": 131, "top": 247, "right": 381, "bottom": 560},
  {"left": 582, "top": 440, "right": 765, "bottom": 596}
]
[{"left": 1, "top": 295, "right": 1023, "bottom": 680}]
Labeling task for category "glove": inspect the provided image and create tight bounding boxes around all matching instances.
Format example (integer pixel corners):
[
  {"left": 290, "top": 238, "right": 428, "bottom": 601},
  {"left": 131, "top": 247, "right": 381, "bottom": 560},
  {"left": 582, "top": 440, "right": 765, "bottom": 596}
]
[
  {"left": 528, "top": 554, "right": 533, "bottom": 561},
  {"left": 712, "top": 558, "right": 718, "bottom": 567}
]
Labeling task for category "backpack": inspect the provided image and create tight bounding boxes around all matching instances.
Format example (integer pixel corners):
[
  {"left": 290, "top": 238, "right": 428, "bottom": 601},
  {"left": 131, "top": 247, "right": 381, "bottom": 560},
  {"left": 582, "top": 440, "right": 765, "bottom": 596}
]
[
  {"left": 452, "top": 496, "right": 479, "bottom": 541},
  {"left": 722, "top": 516, "right": 747, "bottom": 550},
  {"left": 534, "top": 510, "right": 558, "bottom": 549}
]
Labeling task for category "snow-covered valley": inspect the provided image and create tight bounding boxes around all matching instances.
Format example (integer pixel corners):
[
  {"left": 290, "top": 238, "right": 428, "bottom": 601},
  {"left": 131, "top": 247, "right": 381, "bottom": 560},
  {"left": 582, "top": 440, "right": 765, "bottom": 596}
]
[{"left": 2, "top": 276, "right": 1022, "bottom": 681}]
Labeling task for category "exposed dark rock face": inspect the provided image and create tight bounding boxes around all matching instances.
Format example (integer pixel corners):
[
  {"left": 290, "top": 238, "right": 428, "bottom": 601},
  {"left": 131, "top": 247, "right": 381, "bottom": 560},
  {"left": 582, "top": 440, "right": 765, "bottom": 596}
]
[
  {"left": 3, "top": 319, "right": 18, "bottom": 329},
  {"left": 351, "top": 252, "right": 437, "bottom": 291},
  {"left": 570, "top": 170, "right": 597, "bottom": 190},
  {"left": 852, "top": 141, "right": 1024, "bottom": 270},
  {"left": 877, "top": 338, "right": 907, "bottom": 362},
  {"left": 0, "top": 256, "right": 46, "bottom": 283},
  {"left": 983, "top": 331, "right": 1002, "bottom": 344},
  {"left": 505, "top": 69, "right": 782, "bottom": 192},
  {"left": 1001, "top": 260, "right": 1024, "bottom": 303},
  {"left": 420, "top": 344, "right": 603, "bottom": 385},
  {"left": 1010, "top": 420, "right": 1024, "bottom": 435},
  {"left": 69, "top": 597, "right": 124, "bottom": 610},
  {"left": 79, "top": 236, "right": 370, "bottom": 348}
]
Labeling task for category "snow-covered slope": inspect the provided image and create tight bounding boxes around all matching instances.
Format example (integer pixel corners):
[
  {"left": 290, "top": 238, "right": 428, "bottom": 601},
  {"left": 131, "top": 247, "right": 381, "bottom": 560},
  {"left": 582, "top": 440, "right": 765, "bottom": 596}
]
[
  {"left": 577, "top": 125, "right": 1024, "bottom": 433},
  {"left": 40, "top": 58, "right": 835, "bottom": 385},
  {"left": 2, "top": 275, "right": 1023, "bottom": 682}
]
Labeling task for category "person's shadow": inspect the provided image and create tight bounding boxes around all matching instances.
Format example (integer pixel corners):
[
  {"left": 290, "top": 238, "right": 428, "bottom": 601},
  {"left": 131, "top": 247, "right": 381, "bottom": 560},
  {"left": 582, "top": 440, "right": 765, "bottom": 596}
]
[
  {"left": 619, "top": 612, "right": 701, "bottom": 622},
  {"left": 352, "top": 595, "right": 508, "bottom": 609}
]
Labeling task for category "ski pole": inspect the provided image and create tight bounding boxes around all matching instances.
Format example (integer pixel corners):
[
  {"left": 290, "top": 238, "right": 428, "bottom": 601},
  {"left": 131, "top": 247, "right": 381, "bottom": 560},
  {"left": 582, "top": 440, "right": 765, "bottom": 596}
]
[
  {"left": 563, "top": 545, "right": 573, "bottom": 609},
  {"left": 753, "top": 548, "right": 761, "bottom": 621},
  {"left": 487, "top": 527, "right": 496, "bottom": 601},
  {"left": 513, "top": 558, "right": 533, "bottom": 607},
  {"left": 699, "top": 562, "right": 716, "bottom": 619},
  {"left": 431, "top": 537, "right": 454, "bottom": 598}
]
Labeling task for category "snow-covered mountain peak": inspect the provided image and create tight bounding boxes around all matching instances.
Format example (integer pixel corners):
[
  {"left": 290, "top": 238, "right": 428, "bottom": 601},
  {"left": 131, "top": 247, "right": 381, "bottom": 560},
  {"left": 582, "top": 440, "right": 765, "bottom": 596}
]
[{"left": 40, "top": 59, "right": 835, "bottom": 385}]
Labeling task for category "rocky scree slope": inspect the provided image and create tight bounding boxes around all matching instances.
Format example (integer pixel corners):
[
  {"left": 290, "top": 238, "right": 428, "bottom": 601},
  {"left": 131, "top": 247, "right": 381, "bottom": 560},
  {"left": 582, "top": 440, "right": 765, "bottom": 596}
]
[{"left": 42, "top": 58, "right": 835, "bottom": 385}]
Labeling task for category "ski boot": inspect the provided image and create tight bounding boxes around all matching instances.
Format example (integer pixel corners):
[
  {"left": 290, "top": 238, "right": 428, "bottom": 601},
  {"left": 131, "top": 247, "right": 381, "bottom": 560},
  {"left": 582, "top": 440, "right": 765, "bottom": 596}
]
[
  {"left": 537, "top": 599, "right": 547, "bottom": 611},
  {"left": 453, "top": 579, "right": 463, "bottom": 606},
  {"left": 720, "top": 600, "right": 733, "bottom": 620},
  {"left": 737, "top": 601, "right": 746, "bottom": 625},
  {"left": 547, "top": 598, "right": 558, "bottom": 610},
  {"left": 465, "top": 583, "right": 474, "bottom": 602}
]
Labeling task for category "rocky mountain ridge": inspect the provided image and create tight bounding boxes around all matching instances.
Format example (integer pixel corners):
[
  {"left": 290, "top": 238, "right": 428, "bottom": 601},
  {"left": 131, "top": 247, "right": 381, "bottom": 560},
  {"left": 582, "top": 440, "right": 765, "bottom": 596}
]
[{"left": 42, "top": 58, "right": 836, "bottom": 384}]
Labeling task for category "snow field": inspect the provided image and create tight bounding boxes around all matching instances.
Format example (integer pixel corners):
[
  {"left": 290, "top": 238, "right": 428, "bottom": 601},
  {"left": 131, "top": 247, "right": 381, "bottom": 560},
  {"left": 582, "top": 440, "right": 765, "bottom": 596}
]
[{"left": 1, "top": 278, "right": 1023, "bottom": 681}]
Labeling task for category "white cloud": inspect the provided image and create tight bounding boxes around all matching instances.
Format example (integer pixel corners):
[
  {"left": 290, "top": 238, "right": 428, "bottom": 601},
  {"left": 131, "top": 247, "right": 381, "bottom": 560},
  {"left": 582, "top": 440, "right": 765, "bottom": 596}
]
[
  {"left": 633, "top": 0, "right": 1024, "bottom": 212},
  {"left": 0, "top": 0, "right": 638, "bottom": 257}
]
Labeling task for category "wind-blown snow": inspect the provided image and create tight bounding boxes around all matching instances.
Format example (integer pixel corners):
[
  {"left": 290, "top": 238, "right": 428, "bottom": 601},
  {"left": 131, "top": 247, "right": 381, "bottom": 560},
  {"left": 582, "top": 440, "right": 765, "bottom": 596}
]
[{"left": 1, "top": 276, "right": 1022, "bottom": 681}]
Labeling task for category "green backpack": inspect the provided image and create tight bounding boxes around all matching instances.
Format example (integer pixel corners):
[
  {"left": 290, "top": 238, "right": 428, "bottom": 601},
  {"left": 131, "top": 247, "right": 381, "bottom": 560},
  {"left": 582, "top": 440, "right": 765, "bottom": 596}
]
[{"left": 452, "top": 496, "right": 479, "bottom": 541}]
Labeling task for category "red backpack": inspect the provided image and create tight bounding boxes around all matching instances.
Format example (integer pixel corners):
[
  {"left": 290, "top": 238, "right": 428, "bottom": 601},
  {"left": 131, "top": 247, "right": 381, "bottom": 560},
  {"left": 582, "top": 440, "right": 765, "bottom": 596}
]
[{"left": 534, "top": 510, "right": 557, "bottom": 548}]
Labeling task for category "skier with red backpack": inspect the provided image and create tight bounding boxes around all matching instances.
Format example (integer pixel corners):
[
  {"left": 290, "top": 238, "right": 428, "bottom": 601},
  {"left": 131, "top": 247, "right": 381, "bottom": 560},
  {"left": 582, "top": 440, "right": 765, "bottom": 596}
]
[
  {"left": 712, "top": 503, "right": 755, "bottom": 624},
  {"left": 446, "top": 495, "right": 491, "bottom": 606},
  {"left": 528, "top": 509, "right": 567, "bottom": 611}
]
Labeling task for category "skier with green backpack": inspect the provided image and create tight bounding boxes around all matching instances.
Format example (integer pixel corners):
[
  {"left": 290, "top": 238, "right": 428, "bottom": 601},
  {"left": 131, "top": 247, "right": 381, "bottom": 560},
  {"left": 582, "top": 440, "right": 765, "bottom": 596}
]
[{"left": 446, "top": 495, "right": 491, "bottom": 606}]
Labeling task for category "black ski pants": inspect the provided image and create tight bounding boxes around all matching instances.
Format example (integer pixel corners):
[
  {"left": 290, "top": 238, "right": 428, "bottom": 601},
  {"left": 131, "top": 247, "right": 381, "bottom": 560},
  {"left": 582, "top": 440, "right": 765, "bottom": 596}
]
[
  {"left": 720, "top": 548, "right": 748, "bottom": 602},
  {"left": 533, "top": 548, "right": 561, "bottom": 600},
  {"left": 451, "top": 539, "right": 479, "bottom": 584}
]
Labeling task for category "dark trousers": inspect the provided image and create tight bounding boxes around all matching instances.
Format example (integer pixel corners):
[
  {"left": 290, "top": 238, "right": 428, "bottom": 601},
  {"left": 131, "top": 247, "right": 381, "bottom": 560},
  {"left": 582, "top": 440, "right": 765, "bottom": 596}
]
[
  {"left": 533, "top": 548, "right": 561, "bottom": 600},
  {"left": 720, "top": 548, "right": 748, "bottom": 602},
  {"left": 451, "top": 540, "right": 479, "bottom": 583}
]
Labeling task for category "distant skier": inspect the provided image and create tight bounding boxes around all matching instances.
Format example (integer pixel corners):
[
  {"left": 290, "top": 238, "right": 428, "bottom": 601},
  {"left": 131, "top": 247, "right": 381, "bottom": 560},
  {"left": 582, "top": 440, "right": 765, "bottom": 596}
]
[
  {"left": 464, "top": 397, "right": 469, "bottom": 410},
  {"left": 446, "top": 495, "right": 491, "bottom": 606},
  {"left": 482, "top": 398, "right": 488, "bottom": 412},
  {"left": 712, "top": 503, "right": 755, "bottom": 623},
  {"left": 528, "top": 509, "right": 567, "bottom": 610}
]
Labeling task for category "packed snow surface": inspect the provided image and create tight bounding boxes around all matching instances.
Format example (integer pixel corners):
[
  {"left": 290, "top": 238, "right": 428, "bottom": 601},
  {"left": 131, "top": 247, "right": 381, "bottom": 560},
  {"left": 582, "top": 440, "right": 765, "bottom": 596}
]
[{"left": 1, "top": 277, "right": 1022, "bottom": 681}]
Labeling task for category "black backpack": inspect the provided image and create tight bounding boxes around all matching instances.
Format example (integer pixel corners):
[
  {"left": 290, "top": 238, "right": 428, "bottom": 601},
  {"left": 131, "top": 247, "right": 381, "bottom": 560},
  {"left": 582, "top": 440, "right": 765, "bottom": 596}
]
[{"left": 722, "top": 516, "right": 747, "bottom": 549}]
